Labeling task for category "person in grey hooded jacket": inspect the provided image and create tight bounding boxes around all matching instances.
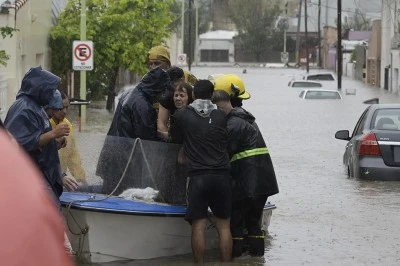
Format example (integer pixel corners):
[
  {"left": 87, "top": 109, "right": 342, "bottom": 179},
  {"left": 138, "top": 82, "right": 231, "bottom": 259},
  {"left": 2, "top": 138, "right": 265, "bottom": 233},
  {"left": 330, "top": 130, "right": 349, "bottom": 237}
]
[
  {"left": 4, "top": 66, "right": 70, "bottom": 203},
  {"left": 170, "top": 80, "right": 232, "bottom": 264}
]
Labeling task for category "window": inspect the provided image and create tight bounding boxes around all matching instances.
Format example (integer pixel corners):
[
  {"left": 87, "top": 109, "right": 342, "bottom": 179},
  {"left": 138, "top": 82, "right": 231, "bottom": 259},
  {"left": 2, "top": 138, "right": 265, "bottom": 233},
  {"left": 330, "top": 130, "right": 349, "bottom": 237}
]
[
  {"left": 353, "top": 108, "right": 369, "bottom": 137},
  {"left": 200, "top": 50, "right": 229, "bottom": 62},
  {"left": 371, "top": 108, "right": 400, "bottom": 131},
  {"left": 304, "top": 91, "right": 341, "bottom": 99},
  {"left": 293, "top": 81, "right": 322, "bottom": 88},
  {"left": 306, "top": 74, "right": 335, "bottom": 81}
]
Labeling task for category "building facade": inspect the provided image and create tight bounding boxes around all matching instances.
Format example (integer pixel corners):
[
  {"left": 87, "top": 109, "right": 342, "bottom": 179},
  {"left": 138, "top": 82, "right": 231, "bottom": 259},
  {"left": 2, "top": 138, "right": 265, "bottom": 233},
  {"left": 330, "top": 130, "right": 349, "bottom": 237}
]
[
  {"left": 0, "top": 0, "right": 67, "bottom": 120},
  {"left": 381, "top": 0, "right": 399, "bottom": 93}
]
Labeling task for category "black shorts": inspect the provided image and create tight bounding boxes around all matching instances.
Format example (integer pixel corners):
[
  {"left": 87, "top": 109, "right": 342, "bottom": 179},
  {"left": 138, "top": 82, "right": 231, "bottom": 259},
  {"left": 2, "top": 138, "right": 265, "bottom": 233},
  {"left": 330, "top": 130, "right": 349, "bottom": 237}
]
[{"left": 185, "top": 174, "right": 232, "bottom": 222}]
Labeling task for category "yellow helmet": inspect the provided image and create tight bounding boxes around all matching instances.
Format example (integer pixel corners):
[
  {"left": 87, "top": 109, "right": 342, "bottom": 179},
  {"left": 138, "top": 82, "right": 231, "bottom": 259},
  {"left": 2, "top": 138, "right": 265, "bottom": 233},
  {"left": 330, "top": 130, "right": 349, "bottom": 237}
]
[
  {"left": 213, "top": 74, "right": 251, "bottom": 99},
  {"left": 184, "top": 70, "right": 198, "bottom": 86},
  {"left": 208, "top": 73, "right": 225, "bottom": 84}
]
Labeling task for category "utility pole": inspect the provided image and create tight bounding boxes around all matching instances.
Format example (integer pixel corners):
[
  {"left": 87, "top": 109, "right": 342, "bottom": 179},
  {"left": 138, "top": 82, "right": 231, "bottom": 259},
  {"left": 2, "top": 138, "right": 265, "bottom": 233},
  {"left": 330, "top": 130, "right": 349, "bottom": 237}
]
[
  {"left": 181, "top": 0, "right": 184, "bottom": 54},
  {"left": 188, "top": 0, "right": 192, "bottom": 71},
  {"left": 318, "top": 0, "right": 322, "bottom": 68},
  {"left": 80, "top": 0, "right": 87, "bottom": 131},
  {"left": 195, "top": 5, "right": 199, "bottom": 65},
  {"left": 295, "top": 0, "right": 303, "bottom": 66},
  {"left": 284, "top": 1, "right": 288, "bottom": 54},
  {"left": 337, "top": 0, "right": 342, "bottom": 89},
  {"left": 304, "top": 0, "right": 309, "bottom": 73}
]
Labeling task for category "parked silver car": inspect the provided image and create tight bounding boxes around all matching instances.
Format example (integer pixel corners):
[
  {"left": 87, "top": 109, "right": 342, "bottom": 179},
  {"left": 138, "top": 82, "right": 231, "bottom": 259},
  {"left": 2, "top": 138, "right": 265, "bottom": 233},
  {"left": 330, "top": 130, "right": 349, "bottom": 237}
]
[{"left": 335, "top": 103, "right": 400, "bottom": 180}]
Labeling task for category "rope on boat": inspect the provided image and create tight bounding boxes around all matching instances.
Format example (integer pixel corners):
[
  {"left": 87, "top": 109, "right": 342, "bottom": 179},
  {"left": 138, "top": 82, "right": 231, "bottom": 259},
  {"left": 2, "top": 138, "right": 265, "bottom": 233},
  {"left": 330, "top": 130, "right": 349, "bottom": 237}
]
[{"left": 65, "top": 137, "right": 165, "bottom": 257}]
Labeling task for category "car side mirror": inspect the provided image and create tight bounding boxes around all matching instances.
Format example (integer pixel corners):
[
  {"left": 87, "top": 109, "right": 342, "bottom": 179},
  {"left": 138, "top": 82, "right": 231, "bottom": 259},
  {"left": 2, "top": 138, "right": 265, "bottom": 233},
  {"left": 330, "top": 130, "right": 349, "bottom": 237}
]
[{"left": 335, "top": 130, "right": 351, "bottom": 141}]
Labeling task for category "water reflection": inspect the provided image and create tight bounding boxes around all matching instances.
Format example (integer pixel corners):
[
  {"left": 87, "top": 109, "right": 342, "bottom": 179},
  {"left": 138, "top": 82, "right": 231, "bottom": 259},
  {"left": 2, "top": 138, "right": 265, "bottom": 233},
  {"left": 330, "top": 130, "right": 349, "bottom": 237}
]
[{"left": 72, "top": 67, "right": 400, "bottom": 265}]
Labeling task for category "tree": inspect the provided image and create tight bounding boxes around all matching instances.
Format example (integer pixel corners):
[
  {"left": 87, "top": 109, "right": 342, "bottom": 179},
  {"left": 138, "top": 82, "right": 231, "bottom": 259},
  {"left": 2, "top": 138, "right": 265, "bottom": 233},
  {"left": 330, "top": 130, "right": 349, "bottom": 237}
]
[
  {"left": 0, "top": 26, "right": 18, "bottom": 66},
  {"left": 50, "top": 0, "right": 175, "bottom": 110},
  {"left": 228, "top": 0, "right": 281, "bottom": 62}
]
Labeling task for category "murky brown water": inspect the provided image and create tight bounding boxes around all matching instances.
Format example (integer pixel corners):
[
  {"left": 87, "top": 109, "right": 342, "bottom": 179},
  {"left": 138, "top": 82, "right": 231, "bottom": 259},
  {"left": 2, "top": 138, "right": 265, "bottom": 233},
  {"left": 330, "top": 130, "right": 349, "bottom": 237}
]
[{"left": 71, "top": 67, "right": 400, "bottom": 265}]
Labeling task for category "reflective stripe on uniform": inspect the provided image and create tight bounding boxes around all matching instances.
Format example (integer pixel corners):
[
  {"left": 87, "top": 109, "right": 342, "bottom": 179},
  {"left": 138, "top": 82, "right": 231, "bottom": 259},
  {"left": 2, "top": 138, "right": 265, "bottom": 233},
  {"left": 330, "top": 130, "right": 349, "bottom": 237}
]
[
  {"left": 247, "top": 235, "right": 265, "bottom": 239},
  {"left": 230, "top": 147, "right": 269, "bottom": 162}
]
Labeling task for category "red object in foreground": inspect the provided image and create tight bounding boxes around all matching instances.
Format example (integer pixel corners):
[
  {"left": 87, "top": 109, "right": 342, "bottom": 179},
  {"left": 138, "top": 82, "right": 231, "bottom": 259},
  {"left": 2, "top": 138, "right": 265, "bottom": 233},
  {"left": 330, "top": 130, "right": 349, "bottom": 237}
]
[{"left": 0, "top": 129, "right": 74, "bottom": 266}]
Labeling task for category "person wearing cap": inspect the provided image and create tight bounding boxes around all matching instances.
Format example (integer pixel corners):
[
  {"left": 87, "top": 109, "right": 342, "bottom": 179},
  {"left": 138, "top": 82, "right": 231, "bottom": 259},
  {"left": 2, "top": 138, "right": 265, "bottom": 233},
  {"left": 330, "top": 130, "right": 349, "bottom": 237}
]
[
  {"left": 4, "top": 66, "right": 70, "bottom": 204},
  {"left": 147, "top": 45, "right": 172, "bottom": 70},
  {"left": 44, "top": 90, "right": 80, "bottom": 192},
  {"left": 50, "top": 91, "right": 86, "bottom": 186},
  {"left": 212, "top": 89, "right": 279, "bottom": 258},
  {"left": 170, "top": 80, "right": 232, "bottom": 263}
]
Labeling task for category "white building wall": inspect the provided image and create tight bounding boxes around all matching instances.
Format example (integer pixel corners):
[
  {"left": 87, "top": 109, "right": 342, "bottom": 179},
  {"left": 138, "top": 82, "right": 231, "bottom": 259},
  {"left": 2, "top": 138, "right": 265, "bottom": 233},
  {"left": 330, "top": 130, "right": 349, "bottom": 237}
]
[{"left": 0, "top": 0, "right": 53, "bottom": 113}]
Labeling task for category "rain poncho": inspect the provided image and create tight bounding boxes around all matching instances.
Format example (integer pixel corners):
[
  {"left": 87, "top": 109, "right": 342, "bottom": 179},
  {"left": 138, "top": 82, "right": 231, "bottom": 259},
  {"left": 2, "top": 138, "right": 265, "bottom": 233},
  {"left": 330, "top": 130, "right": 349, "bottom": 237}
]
[
  {"left": 50, "top": 118, "right": 86, "bottom": 181},
  {"left": 227, "top": 107, "right": 279, "bottom": 201},
  {"left": 106, "top": 67, "right": 170, "bottom": 139},
  {"left": 96, "top": 67, "right": 173, "bottom": 195},
  {"left": 4, "top": 66, "right": 63, "bottom": 199}
]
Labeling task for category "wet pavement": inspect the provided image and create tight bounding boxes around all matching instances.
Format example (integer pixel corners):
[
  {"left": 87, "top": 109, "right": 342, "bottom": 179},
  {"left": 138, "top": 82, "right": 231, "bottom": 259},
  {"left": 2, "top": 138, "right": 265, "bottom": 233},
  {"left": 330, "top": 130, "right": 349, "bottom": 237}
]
[{"left": 71, "top": 67, "right": 400, "bottom": 265}]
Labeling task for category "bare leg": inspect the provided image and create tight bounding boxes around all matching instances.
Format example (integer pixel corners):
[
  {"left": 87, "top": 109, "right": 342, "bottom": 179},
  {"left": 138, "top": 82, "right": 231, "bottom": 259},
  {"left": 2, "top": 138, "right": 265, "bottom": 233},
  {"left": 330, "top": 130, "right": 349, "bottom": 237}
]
[
  {"left": 191, "top": 218, "right": 207, "bottom": 264},
  {"left": 215, "top": 217, "right": 232, "bottom": 262}
]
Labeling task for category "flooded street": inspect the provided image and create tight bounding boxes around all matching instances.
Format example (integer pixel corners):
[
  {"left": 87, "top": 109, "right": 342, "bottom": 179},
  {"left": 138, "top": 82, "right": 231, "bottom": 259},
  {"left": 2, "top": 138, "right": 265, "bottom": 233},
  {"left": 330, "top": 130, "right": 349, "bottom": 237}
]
[{"left": 73, "top": 67, "right": 400, "bottom": 265}]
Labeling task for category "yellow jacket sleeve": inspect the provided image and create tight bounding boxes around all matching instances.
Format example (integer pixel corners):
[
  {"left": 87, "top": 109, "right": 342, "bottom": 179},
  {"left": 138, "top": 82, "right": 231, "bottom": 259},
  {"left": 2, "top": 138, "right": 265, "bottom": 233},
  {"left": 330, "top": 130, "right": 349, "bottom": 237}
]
[{"left": 58, "top": 119, "right": 86, "bottom": 181}]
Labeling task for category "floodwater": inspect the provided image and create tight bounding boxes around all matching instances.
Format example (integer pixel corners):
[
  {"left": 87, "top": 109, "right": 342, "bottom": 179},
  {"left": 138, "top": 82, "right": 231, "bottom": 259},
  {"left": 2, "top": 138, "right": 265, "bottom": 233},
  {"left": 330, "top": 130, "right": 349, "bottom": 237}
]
[{"left": 71, "top": 67, "right": 400, "bottom": 266}]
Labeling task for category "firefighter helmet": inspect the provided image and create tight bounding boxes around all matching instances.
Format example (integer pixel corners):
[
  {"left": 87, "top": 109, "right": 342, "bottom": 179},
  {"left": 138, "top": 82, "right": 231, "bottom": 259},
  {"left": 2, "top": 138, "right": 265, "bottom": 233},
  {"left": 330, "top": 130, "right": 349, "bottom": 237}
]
[{"left": 213, "top": 74, "right": 251, "bottom": 99}]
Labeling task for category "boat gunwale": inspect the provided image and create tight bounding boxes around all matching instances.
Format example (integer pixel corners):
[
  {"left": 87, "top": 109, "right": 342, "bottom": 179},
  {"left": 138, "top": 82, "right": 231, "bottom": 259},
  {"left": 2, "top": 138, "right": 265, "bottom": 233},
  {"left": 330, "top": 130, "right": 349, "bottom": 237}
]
[
  {"left": 61, "top": 201, "right": 276, "bottom": 217},
  {"left": 60, "top": 192, "right": 276, "bottom": 217}
]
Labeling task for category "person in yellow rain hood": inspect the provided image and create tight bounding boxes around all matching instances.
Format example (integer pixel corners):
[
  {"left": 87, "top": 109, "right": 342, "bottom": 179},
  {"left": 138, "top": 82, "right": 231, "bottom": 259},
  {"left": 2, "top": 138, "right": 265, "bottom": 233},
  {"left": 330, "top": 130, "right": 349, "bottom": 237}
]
[{"left": 50, "top": 91, "right": 86, "bottom": 184}]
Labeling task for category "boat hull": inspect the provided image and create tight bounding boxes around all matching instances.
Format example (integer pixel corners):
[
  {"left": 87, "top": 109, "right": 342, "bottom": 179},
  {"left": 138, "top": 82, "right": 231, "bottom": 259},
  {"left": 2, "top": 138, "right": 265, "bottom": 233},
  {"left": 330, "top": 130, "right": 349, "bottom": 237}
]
[{"left": 61, "top": 192, "right": 275, "bottom": 263}]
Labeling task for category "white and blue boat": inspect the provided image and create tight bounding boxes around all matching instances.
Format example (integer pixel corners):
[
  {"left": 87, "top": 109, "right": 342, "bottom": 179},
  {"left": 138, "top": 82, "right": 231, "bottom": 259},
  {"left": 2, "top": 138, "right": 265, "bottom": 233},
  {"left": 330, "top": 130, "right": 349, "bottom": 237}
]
[{"left": 61, "top": 192, "right": 276, "bottom": 263}]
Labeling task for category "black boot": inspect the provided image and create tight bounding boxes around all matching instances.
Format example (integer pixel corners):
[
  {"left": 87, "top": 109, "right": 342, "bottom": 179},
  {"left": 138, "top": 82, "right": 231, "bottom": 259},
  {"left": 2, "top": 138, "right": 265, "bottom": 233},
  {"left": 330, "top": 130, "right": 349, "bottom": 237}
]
[
  {"left": 247, "top": 235, "right": 265, "bottom": 256},
  {"left": 232, "top": 237, "right": 244, "bottom": 258}
]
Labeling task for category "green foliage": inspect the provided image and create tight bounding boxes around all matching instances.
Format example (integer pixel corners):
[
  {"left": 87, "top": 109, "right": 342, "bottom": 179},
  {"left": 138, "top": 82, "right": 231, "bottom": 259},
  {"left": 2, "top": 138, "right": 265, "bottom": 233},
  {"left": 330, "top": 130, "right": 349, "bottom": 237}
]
[
  {"left": 228, "top": 0, "right": 281, "bottom": 62},
  {"left": 0, "top": 26, "right": 18, "bottom": 67},
  {"left": 50, "top": 0, "right": 175, "bottom": 99},
  {"left": 350, "top": 48, "right": 357, "bottom": 63}
]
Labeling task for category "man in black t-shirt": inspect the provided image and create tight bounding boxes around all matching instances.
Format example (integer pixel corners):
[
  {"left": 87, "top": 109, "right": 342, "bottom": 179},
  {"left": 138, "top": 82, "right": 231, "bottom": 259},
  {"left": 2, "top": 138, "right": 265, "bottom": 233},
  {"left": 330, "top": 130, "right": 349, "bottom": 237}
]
[{"left": 170, "top": 80, "right": 232, "bottom": 263}]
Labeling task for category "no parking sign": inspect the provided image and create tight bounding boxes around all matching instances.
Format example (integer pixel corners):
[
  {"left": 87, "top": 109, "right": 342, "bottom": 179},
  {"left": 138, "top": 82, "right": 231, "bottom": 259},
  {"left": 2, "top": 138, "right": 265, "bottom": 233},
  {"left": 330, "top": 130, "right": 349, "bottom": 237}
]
[
  {"left": 73, "top": 41, "right": 94, "bottom": 71},
  {"left": 177, "top": 53, "right": 187, "bottom": 65}
]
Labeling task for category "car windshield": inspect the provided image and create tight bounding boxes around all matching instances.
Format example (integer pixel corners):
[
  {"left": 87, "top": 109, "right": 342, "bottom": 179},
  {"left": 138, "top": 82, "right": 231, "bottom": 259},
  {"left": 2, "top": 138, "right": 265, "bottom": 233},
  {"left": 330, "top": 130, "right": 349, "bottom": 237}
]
[
  {"left": 304, "top": 91, "right": 341, "bottom": 99},
  {"left": 306, "top": 74, "right": 335, "bottom": 81},
  {"left": 293, "top": 82, "right": 322, "bottom": 88},
  {"left": 371, "top": 108, "right": 400, "bottom": 130}
]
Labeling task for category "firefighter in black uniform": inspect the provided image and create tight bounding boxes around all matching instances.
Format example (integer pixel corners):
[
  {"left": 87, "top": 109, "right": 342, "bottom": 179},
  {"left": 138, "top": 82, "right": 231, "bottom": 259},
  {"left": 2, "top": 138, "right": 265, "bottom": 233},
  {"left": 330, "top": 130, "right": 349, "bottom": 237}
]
[{"left": 212, "top": 79, "right": 279, "bottom": 257}]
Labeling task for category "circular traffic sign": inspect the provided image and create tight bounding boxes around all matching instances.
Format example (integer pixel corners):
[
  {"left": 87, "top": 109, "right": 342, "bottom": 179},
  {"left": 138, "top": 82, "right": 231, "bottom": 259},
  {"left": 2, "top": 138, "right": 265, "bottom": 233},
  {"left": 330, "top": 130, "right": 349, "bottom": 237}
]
[
  {"left": 177, "top": 54, "right": 186, "bottom": 64},
  {"left": 74, "top": 44, "right": 92, "bottom": 62}
]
